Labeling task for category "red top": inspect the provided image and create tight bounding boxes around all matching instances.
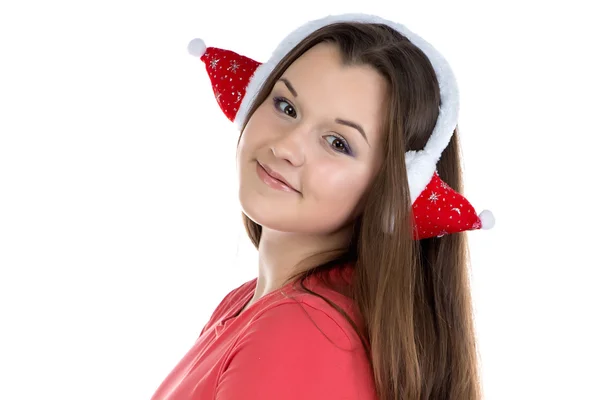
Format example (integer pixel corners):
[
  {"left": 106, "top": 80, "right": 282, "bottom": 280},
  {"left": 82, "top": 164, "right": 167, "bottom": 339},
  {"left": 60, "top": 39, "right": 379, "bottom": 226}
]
[{"left": 150, "top": 264, "right": 377, "bottom": 399}]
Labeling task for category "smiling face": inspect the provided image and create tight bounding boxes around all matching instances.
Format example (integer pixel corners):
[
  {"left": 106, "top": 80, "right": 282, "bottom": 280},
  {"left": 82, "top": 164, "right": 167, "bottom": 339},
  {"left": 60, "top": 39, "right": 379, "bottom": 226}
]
[{"left": 236, "top": 42, "right": 387, "bottom": 235}]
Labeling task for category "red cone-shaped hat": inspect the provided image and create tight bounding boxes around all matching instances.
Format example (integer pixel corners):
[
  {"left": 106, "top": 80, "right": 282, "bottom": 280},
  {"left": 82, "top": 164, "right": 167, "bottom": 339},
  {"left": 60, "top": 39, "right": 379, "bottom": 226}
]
[
  {"left": 188, "top": 38, "right": 260, "bottom": 122},
  {"left": 412, "top": 172, "right": 494, "bottom": 239}
]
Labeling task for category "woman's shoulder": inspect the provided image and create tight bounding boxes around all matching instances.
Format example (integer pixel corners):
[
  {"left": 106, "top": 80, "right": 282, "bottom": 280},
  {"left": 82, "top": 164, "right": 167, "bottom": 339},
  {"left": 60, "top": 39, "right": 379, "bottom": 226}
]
[
  {"left": 249, "top": 265, "right": 365, "bottom": 351},
  {"left": 199, "top": 277, "right": 257, "bottom": 335},
  {"left": 221, "top": 277, "right": 376, "bottom": 399}
]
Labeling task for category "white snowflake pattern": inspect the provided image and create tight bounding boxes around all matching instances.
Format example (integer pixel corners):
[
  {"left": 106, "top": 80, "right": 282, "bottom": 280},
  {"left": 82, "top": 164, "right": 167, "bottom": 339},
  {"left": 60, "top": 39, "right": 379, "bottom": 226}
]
[
  {"left": 227, "top": 60, "right": 240, "bottom": 73},
  {"left": 234, "top": 91, "right": 242, "bottom": 103},
  {"left": 428, "top": 192, "right": 439, "bottom": 203},
  {"left": 440, "top": 181, "right": 450, "bottom": 190},
  {"left": 209, "top": 58, "right": 220, "bottom": 69},
  {"left": 215, "top": 90, "right": 222, "bottom": 103}
]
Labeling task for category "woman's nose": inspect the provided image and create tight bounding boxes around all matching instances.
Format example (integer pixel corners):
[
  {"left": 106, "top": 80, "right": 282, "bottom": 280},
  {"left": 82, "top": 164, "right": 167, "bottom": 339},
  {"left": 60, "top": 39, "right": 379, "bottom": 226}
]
[{"left": 269, "top": 126, "right": 307, "bottom": 166}]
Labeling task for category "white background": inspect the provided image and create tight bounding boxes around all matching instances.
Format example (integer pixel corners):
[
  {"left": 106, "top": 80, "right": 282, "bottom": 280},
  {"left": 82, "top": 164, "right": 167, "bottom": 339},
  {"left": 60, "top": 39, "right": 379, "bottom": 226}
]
[{"left": 1, "top": 1, "right": 598, "bottom": 399}]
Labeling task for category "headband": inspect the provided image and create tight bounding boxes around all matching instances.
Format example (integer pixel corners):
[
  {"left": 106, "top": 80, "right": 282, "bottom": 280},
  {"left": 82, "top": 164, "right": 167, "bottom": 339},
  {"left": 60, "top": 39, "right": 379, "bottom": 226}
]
[{"left": 187, "top": 13, "right": 494, "bottom": 239}]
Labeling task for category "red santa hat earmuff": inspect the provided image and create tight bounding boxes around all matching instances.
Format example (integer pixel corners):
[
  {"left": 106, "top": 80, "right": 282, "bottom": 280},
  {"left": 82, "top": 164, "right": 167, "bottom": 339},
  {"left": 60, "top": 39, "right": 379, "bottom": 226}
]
[{"left": 187, "top": 14, "right": 495, "bottom": 240}]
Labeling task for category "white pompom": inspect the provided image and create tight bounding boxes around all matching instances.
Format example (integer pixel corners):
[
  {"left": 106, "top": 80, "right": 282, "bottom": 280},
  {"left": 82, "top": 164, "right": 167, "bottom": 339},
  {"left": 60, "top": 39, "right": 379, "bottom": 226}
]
[
  {"left": 188, "top": 38, "right": 207, "bottom": 57},
  {"left": 478, "top": 210, "right": 495, "bottom": 230}
]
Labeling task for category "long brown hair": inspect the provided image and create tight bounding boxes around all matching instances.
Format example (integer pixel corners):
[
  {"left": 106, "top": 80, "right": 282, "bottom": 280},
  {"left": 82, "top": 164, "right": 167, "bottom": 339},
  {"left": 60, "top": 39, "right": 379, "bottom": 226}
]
[{"left": 238, "top": 22, "right": 482, "bottom": 399}]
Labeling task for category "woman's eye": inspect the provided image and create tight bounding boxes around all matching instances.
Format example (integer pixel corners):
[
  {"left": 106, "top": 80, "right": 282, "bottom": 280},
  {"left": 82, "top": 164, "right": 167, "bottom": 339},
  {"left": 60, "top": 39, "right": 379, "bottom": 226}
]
[
  {"left": 273, "top": 97, "right": 297, "bottom": 118},
  {"left": 325, "top": 135, "right": 352, "bottom": 155}
]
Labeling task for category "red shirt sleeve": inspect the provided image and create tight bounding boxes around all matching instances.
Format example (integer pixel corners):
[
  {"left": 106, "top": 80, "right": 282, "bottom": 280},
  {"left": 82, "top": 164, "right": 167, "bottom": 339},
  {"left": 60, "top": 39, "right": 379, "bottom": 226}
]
[{"left": 215, "top": 301, "right": 377, "bottom": 399}]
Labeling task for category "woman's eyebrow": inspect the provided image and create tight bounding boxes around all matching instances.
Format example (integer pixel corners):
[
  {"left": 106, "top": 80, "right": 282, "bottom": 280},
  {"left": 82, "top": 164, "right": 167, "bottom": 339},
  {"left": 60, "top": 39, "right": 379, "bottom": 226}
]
[
  {"left": 335, "top": 118, "right": 369, "bottom": 146},
  {"left": 278, "top": 77, "right": 298, "bottom": 97}
]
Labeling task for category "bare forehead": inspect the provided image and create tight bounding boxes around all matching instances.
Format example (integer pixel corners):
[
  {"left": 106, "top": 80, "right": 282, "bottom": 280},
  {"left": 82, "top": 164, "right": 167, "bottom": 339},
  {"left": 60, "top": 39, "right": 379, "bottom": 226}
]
[
  {"left": 282, "top": 42, "right": 385, "bottom": 94},
  {"left": 285, "top": 42, "right": 344, "bottom": 74}
]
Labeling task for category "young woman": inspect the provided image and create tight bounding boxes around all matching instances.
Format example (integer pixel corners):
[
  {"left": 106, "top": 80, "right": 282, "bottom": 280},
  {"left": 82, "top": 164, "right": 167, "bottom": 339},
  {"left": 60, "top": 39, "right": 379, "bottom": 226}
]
[{"left": 151, "top": 13, "right": 494, "bottom": 400}]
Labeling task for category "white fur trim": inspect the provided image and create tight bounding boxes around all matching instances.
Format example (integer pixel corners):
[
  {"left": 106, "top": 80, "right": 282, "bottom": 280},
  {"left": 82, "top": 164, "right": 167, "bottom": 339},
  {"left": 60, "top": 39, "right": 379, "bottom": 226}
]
[
  {"left": 234, "top": 62, "right": 273, "bottom": 129},
  {"left": 233, "top": 13, "right": 459, "bottom": 205},
  {"left": 478, "top": 210, "right": 495, "bottom": 230},
  {"left": 188, "top": 38, "right": 207, "bottom": 57}
]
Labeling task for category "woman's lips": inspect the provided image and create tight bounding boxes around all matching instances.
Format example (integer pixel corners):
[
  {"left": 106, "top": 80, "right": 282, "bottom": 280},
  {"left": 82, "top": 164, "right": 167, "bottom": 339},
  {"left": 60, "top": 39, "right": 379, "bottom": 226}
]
[{"left": 256, "top": 162, "right": 299, "bottom": 193}]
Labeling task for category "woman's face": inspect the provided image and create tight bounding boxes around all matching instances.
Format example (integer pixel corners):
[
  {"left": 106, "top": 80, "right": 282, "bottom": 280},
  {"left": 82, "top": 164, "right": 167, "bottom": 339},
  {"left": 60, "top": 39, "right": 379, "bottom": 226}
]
[{"left": 237, "top": 42, "right": 387, "bottom": 234}]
